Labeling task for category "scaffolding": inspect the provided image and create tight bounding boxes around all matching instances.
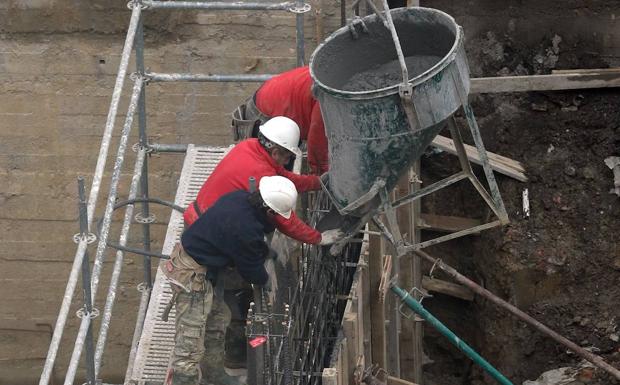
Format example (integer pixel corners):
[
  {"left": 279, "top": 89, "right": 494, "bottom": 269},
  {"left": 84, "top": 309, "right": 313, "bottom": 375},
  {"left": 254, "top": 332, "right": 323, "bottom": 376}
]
[
  {"left": 36, "top": 1, "right": 620, "bottom": 384},
  {"left": 38, "top": 1, "right": 312, "bottom": 385}
]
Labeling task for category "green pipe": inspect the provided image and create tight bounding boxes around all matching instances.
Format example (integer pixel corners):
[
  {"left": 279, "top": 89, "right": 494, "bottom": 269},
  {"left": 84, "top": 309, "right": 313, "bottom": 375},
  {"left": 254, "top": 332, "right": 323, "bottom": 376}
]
[{"left": 390, "top": 284, "right": 514, "bottom": 385}]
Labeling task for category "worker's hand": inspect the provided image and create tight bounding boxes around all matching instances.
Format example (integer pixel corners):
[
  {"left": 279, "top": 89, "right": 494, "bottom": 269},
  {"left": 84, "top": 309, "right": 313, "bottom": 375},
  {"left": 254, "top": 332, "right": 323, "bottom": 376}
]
[
  {"left": 319, "top": 228, "right": 345, "bottom": 245},
  {"left": 263, "top": 259, "right": 278, "bottom": 306}
]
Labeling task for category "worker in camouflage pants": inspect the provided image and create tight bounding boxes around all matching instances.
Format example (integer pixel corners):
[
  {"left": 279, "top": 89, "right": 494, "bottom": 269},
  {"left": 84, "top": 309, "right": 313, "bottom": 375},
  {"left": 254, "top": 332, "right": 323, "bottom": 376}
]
[{"left": 163, "top": 176, "right": 302, "bottom": 385}]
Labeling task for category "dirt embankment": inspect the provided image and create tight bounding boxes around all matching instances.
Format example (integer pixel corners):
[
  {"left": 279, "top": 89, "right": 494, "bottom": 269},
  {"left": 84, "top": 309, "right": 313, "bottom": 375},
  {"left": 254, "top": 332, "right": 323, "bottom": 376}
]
[{"left": 420, "top": 27, "right": 619, "bottom": 385}]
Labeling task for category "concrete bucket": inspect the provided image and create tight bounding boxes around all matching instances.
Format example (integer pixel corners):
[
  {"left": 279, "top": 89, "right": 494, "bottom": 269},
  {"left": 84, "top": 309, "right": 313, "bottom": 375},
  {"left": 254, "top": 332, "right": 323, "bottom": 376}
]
[{"left": 310, "top": 7, "right": 470, "bottom": 216}]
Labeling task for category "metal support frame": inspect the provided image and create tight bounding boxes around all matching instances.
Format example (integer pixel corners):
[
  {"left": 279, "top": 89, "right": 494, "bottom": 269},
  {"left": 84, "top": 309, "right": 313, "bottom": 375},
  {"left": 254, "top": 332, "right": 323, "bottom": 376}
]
[
  {"left": 375, "top": 116, "right": 508, "bottom": 254},
  {"left": 39, "top": 4, "right": 143, "bottom": 385},
  {"left": 40, "top": 1, "right": 309, "bottom": 384}
]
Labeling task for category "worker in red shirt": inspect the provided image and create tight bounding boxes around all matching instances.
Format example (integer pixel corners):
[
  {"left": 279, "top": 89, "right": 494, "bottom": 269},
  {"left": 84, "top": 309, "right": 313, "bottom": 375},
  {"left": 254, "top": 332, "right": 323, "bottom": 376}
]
[
  {"left": 185, "top": 116, "right": 339, "bottom": 245},
  {"left": 231, "top": 66, "right": 329, "bottom": 175},
  {"left": 185, "top": 116, "right": 342, "bottom": 379}
]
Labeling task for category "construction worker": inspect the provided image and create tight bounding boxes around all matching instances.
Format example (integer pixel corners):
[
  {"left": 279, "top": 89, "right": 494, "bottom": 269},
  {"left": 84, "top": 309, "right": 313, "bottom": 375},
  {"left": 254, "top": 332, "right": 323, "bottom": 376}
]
[
  {"left": 185, "top": 116, "right": 340, "bottom": 246},
  {"left": 183, "top": 116, "right": 343, "bottom": 380},
  {"left": 231, "top": 66, "right": 329, "bottom": 175},
  {"left": 164, "top": 176, "right": 300, "bottom": 385}
]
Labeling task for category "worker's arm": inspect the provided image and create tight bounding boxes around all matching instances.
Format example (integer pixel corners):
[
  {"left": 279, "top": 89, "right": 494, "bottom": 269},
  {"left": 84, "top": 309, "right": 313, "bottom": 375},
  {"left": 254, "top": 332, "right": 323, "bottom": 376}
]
[
  {"left": 307, "top": 103, "right": 329, "bottom": 175},
  {"left": 277, "top": 167, "right": 321, "bottom": 192},
  {"left": 272, "top": 211, "right": 322, "bottom": 244}
]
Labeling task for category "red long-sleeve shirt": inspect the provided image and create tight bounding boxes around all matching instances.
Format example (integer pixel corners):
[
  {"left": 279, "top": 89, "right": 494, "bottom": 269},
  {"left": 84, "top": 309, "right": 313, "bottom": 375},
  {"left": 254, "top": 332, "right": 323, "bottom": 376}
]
[
  {"left": 183, "top": 139, "right": 322, "bottom": 244},
  {"left": 255, "top": 66, "right": 329, "bottom": 174}
]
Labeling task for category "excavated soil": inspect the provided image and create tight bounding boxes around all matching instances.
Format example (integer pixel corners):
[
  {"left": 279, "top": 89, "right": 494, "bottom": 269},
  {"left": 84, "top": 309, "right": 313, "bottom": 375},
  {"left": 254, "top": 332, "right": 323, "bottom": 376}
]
[{"left": 416, "top": 29, "right": 620, "bottom": 385}]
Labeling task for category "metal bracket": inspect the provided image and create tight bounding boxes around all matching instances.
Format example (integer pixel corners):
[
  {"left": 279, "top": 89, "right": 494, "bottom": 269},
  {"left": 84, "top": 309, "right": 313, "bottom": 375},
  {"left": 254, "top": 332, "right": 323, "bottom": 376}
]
[
  {"left": 76, "top": 307, "right": 100, "bottom": 320},
  {"left": 398, "top": 286, "right": 431, "bottom": 320},
  {"left": 399, "top": 83, "right": 422, "bottom": 132},
  {"left": 73, "top": 232, "right": 97, "bottom": 245},
  {"left": 136, "top": 282, "right": 150, "bottom": 293},
  {"left": 135, "top": 212, "right": 156, "bottom": 224},
  {"left": 428, "top": 258, "right": 442, "bottom": 279},
  {"left": 127, "top": 0, "right": 148, "bottom": 10},
  {"left": 347, "top": 16, "right": 369, "bottom": 40},
  {"left": 132, "top": 142, "right": 153, "bottom": 154},
  {"left": 288, "top": 2, "right": 311, "bottom": 13}
]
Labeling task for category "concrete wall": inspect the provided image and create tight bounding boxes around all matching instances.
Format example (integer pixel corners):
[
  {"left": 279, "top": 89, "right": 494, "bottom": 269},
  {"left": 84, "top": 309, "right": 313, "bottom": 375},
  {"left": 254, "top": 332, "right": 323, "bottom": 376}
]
[
  {"left": 1, "top": 0, "right": 619, "bottom": 384},
  {"left": 0, "top": 1, "right": 340, "bottom": 384}
]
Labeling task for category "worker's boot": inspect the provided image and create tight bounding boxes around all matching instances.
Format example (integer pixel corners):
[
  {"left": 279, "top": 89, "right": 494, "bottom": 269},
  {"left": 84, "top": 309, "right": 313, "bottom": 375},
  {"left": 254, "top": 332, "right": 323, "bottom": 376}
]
[{"left": 224, "top": 320, "right": 248, "bottom": 369}]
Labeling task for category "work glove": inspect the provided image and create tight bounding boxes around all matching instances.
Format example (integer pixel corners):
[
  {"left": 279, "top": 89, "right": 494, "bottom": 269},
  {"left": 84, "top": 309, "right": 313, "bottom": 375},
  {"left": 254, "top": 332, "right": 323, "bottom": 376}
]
[
  {"left": 319, "top": 228, "right": 345, "bottom": 246},
  {"left": 263, "top": 259, "right": 278, "bottom": 306}
]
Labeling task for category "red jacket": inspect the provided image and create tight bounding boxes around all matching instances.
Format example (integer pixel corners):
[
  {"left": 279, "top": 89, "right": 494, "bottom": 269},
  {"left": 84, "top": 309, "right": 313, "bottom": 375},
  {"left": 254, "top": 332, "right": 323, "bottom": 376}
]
[
  {"left": 183, "top": 139, "right": 322, "bottom": 244},
  {"left": 255, "top": 66, "right": 328, "bottom": 174}
]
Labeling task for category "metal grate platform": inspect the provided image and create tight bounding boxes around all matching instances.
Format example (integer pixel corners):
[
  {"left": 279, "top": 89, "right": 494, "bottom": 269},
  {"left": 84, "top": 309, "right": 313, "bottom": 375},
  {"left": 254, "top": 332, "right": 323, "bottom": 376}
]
[{"left": 130, "top": 144, "right": 232, "bottom": 385}]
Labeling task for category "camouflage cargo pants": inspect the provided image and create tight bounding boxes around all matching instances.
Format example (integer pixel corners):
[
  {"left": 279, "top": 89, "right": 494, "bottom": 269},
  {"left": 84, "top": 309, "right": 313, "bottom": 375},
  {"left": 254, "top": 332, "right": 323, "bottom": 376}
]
[
  {"left": 203, "top": 268, "right": 252, "bottom": 371},
  {"left": 166, "top": 282, "right": 214, "bottom": 385}
]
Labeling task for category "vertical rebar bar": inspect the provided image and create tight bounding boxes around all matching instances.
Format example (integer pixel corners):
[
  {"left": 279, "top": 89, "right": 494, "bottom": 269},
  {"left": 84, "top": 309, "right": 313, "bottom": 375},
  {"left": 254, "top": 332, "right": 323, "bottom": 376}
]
[
  {"left": 78, "top": 177, "right": 97, "bottom": 385},
  {"left": 38, "top": 7, "right": 142, "bottom": 385},
  {"left": 63, "top": 77, "right": 144, "bottom": 385},
  {"left": 295, "top": 0, "right": 306, "bottom": 66},
  {"left": 135, "top": 12, "right": 153, "bottom": 288}
]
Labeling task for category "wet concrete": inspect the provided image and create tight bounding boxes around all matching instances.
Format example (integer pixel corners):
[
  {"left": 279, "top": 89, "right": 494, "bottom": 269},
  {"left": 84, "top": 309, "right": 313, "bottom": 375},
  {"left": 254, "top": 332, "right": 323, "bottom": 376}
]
[{"left": 343, "top": 54, "right": 442, "bottom": 91}]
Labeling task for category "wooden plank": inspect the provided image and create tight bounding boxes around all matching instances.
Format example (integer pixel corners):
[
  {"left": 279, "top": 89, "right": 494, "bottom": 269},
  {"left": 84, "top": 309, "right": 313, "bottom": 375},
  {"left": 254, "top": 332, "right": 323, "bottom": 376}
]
[
  {"left": 409, "top": 164, "right": 424, "bottom": 384},
  {"left": 361, "top": 248, "right": 373, "bottom": 367},
  {"left": 470, "top": 71, "right": 620, "bottom": 94},
  {"left": 431, "top": 135, "right": 528, "bottom": 182},
  {"left": 394, "top": 170, "right": 420, "bottom": 382},
  {"left": 343, "top": 313, "right": 359, "bottom": 384},
  {"left": 387, "top": 375, "right": 420, "bottom": 385},
  {"left": 368, "top": 231, "right": 387, "bottom": 371},
  {"left": 552, "top": 68, "right": 620, "bottom": 75},
  {"left": 418, "top": 213, "right": 482, "bottom": 233},
  {"left": 422, "top": 276, "right": 474, "bottom": 301},
  {"left": 322, "top": 368, "right": 338, "bottom": 385}
]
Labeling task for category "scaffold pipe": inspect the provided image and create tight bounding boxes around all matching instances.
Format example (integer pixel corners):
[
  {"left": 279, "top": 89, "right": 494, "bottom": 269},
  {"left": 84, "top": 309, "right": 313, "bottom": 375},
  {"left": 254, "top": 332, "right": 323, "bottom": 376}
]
[
  {"left": 390, "top": 284, "right": 514, "bottom": 385},
  {"left": 149, "top": 143, "right": 188, "bottom": 153},
  {"left": 146, "top": 72, "right": 274, "bottom": 82},
  {"left": 94, "top": 147, "right": 147, "bottom": 376},
  {"left": 38, "top": 6, "right": 142, "bottom": 385},
  {"left": 63, "top": 77, "right": 144, "bottom": 385},
  {"left": 143, "top": 0, "right": 293, "bottom": 10}
]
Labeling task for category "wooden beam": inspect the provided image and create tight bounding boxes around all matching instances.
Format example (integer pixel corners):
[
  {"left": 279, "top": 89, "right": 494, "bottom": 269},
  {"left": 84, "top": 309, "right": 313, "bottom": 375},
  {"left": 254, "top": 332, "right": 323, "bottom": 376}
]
[
  {"left": 422, "top": 276, "right": 474, "bottom": 301},
  {"left": 418, "top": 213, "right": 482, "bottom": 233},
  {"left": 369, "top": 231, "right": 387, "bottom": 371},
  {"left": 322, "top": 368, "right": 338, "bottom": 385},
  {"left": 388, "top": 375, "right": 420, "bottom": 385},
  {"left": 552, "top": 68, "right": 620, "bottom": 75},
  {"left": 470, "top": 71, "right": 620, "bottom": 94},
  {"left": 431, "top": 135, "right": 528, "bottom": 182}
]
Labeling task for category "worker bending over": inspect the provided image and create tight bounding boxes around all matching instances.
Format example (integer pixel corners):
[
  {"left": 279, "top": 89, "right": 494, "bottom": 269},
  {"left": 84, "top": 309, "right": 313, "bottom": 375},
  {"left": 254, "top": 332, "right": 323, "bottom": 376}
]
[
  {"left": 232, "top": 66, "right": 329, "bottom": 175},
  {"left": 185, "top": 116, "right": 340, "bottom": 246},
  {"left": 164, "top": 176, "right": 299, "bottom": 385},
  {"left": 183, "top": 116, "right": 342, "bottom": 381}
]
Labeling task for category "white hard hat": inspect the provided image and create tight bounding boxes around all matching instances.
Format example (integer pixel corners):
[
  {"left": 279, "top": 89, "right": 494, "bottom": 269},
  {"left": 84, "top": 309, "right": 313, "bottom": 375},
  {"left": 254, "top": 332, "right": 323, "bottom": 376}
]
[
  {"left": 259, "top": 116, "right": 302, "bottom": 157},
  {"left": 259, "top": 175, "right": 298, "bottom": 219}
]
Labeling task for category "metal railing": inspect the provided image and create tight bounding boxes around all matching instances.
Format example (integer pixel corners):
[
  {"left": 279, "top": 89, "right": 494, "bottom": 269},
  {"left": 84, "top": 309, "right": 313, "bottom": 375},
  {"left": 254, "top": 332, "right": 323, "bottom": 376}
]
[{"left": 39, "top": 1, "right": 308, "bottom": 384}]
